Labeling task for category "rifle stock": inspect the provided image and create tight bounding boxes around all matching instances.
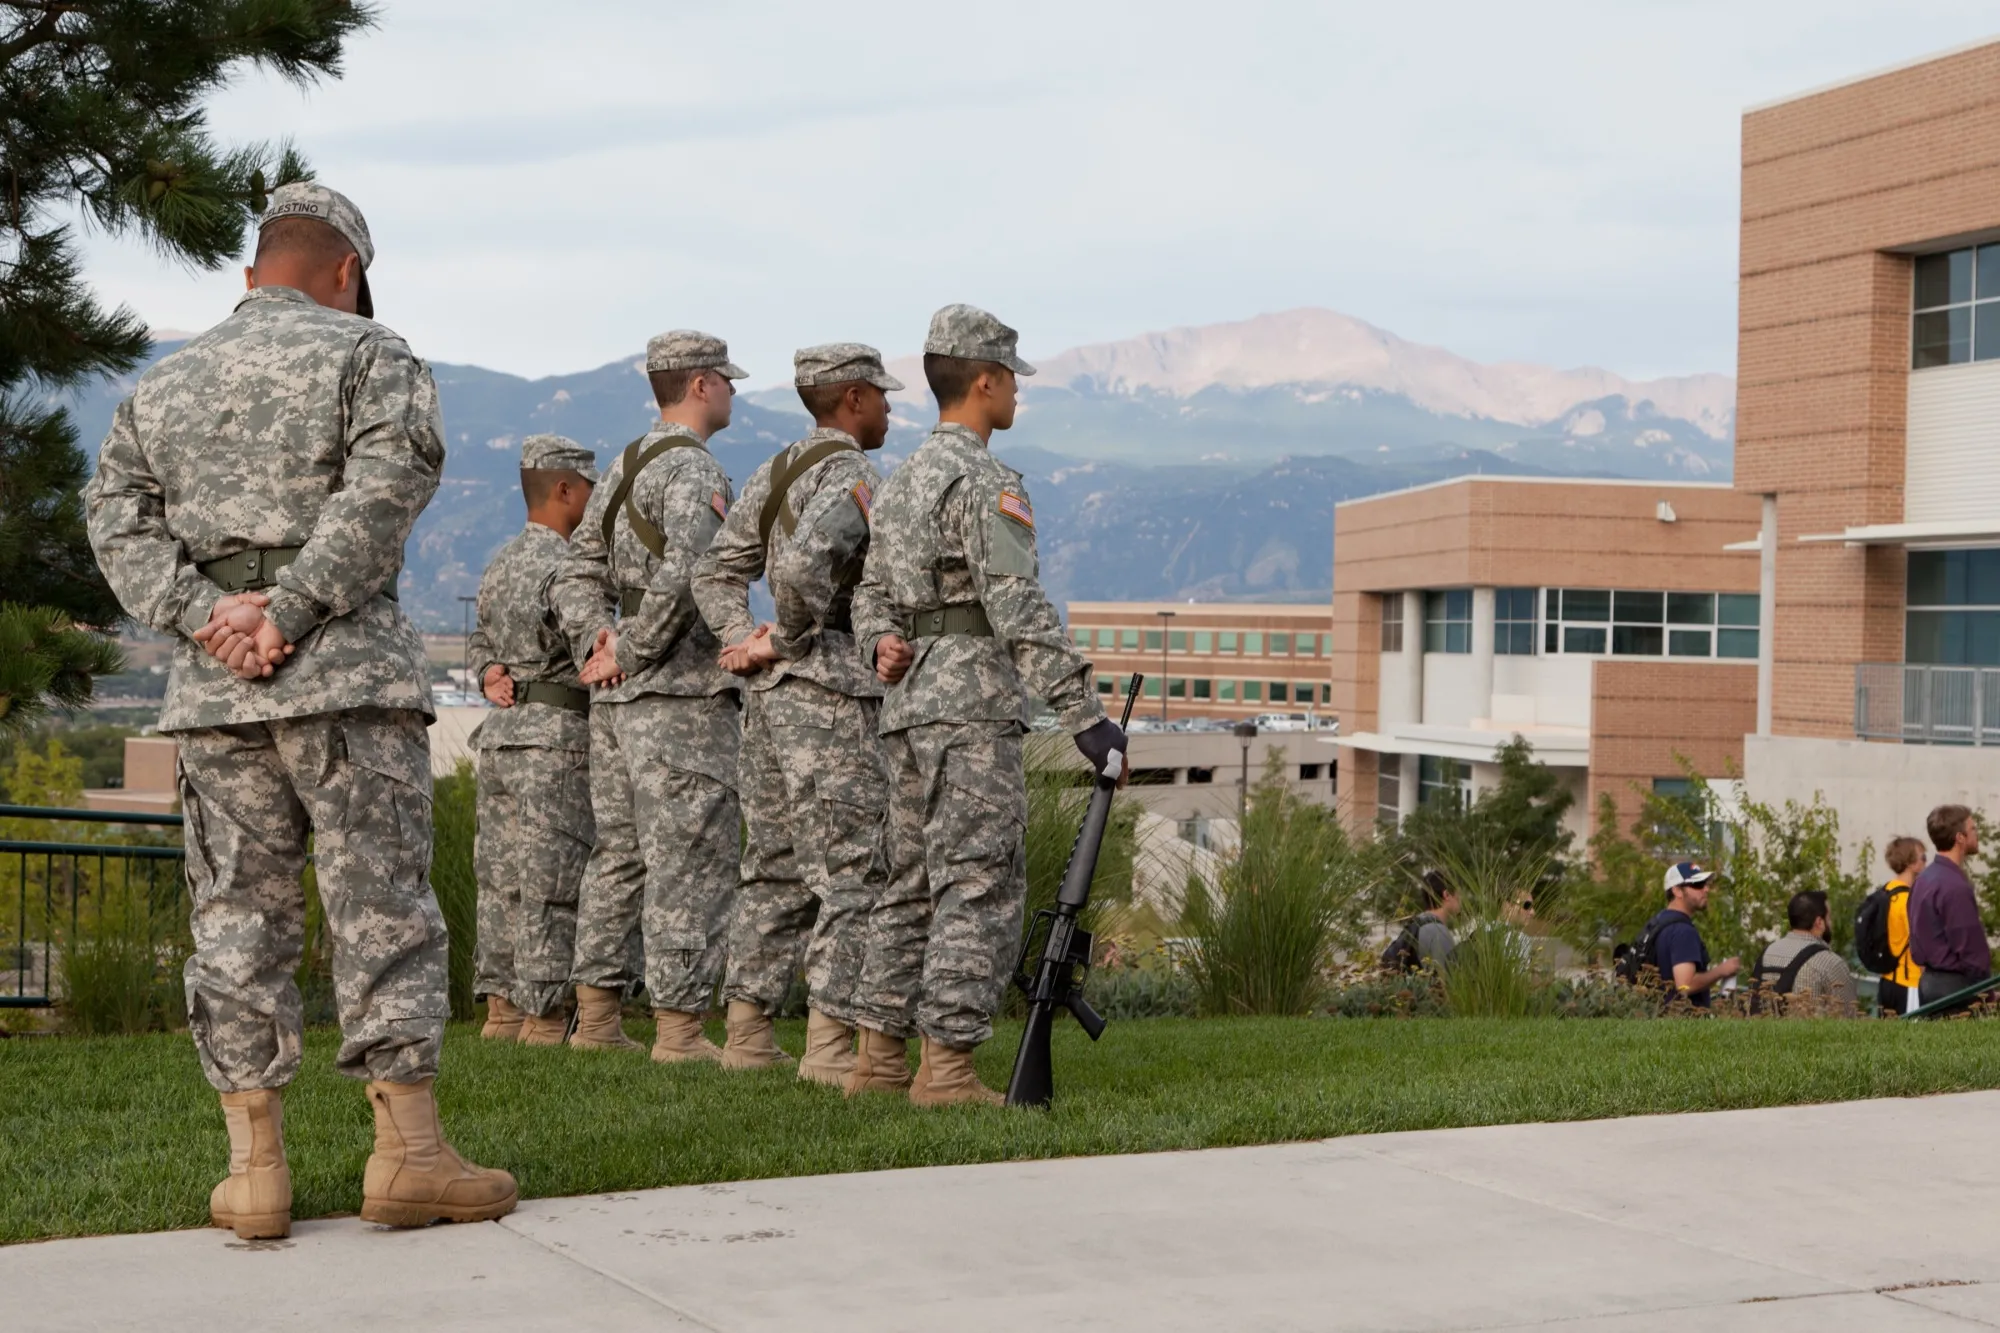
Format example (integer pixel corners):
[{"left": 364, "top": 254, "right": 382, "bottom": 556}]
[{"left": 1005, "top": 672, "right": 1141, "bottom": 1109}]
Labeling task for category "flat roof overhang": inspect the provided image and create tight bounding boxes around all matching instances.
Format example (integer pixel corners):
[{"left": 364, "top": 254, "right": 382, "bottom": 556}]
[
  {"left": 1325, "top": 725, "right": 1591, "bottom": 768},
  {"left": 1796, "top": 520, "right": 2000, "bottom": 549}
]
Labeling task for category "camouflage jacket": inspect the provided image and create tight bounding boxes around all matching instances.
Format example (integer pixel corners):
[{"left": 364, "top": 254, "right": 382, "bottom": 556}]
[
  {"left": 852, "top": 423, "right": 1103, "bottom": 735},
  {"left": 84, "top": 285, "right": 441, "bottom": 732},
  {"left": 548, "top": 422, "right": 735, "bottom": 703},
  {"left": 690, "top": 427, "right": 883, "bottom": 699},
  {"left": 466, "top": 521, "right": 591, "bottom": 752}
]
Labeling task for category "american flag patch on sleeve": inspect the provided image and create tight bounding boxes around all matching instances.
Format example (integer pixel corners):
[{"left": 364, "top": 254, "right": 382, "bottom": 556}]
[
  {"left": 710, "top": 492, "right": 728, "bottom": 519},
  {"left": 851, "top": 481, "right": 873, "bottom": 519},
  {"left": 998, "top": 491, "right": 1034, "bottom": 528}
]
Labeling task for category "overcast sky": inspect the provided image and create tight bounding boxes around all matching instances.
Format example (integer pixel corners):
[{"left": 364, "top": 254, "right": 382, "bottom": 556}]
[{"left": 78, "top": 1, "right": 2000, "bottom": 386}]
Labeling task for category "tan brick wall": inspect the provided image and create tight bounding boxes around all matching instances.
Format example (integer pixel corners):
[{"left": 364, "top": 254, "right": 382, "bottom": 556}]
[
  {"left": 1737, "top": 42, "right": 2000, "bottom": 736},
  {"left": 1063, "top": 601, "right": 1333, "bottom": 720},
  {"left": 1588, "top": 661, "right": 1759, "bottom": 832}
]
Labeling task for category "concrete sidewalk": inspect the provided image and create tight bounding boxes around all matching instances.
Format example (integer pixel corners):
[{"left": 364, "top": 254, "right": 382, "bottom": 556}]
[{"left": 10, "top": 1091, "right": 2000, "bottom": 1331}]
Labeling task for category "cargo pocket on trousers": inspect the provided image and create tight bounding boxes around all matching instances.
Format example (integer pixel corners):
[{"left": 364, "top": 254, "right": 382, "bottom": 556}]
[{"left": 335, "top": 715, "right": 446, "bottom": 1018}]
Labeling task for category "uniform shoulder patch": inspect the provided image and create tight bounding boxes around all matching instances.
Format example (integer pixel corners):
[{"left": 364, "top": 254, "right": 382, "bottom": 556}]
[
  {"left": 997, "top": 490, "right": 1034, "bottom": 529},
  {"left": 851, "top": 480, "right": 873, "bottom": 520},
  {"left": 710, "top": 491, "right": 728, "bottom": 519}
]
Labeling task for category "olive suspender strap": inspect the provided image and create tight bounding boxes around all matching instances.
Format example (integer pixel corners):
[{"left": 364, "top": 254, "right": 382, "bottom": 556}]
[
  {"left": 599, "top": 434, "right": 705, "bottom": 558},
  {"left": 757, "top": 437, "right": 862, "bottom": 550}
]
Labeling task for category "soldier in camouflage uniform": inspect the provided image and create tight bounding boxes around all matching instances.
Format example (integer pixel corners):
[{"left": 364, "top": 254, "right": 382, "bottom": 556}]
[
  {"left": 466, "top": 435, "right": 600, "bottom": 1046},
  {"left": 849, "top": 305, "right": 1125, "bottom": 1106},
  {"left": 84, "top": 184, "right": 515, "bottom": 1238},
  {"left": 690, "top": 344, "right": 900, "bottom": 1084},
  {"left": 556, "top": 331, "right": 744, "bottom": 1061}
]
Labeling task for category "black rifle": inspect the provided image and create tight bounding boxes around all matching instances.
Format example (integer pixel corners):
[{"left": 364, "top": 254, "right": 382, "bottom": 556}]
[{"left": 1005, "top": 672, "right": 1141, "bottom": 1109}]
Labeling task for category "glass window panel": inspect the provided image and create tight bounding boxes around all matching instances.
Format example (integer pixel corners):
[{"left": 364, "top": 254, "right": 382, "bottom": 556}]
[
  {"left": 1717, "top": 628, "right": 1759, "bottom": 659},
  {"left": 1321, "top": 634, "right": 1335, "bottom": 656},
  {"left": 1908, "top": 551, "right": 1947, "bottom": 606},
  {"left": 1120, "top": 629, "right": 1139, "bottom": 650},
  {"left": 1145, "top": 631, "right": 1162, "bottom": 651},
  {"left": 1977, "top": 302, "right": 2000, "bottom": 362},
  {"left": 1444, "top": 589, "right": 1471, "bottom": 620},
  {"left": 1666, "top": 592, "right": 1715, "bottom": 625},
  {"left": 1193, "top": 679, "right": 1211, "bottom": 699},
  {"left": 1242, "top": 681, "right": 1262, "bottom": 702},
  {"left": 1218, "top": 632, "right": 1237, "bottom": 653},
  {"left": 1969, "top": 551, "right": 2000, "bottom": 606},
  {"left": 1268, "top": 682, "right": 1287, "bottom": 703},
  {"left": 1545, "top": 622, "right": 1560, "bottom": 653},
  {"left": 1220, "top": 680, "right": 1236, "bottom": 701},
  {"left": 1143, "top": 678, "right": 1161, "bottom": 698},
  {"left": 1170, "top": 631, "right": 1188, "bottom": 651},
  {"left": 1563, "top": 589, "right": 1611, "bottom": 621},
  {"left": 1073, "top": 628, "right": 1092, "bottom": 648},
  {"left": 1717, "top": 594, "right": 1760, "bottom": 627},
  {"left": 1914, "top": 307, "right": 1971, "bottom": 368},
  {"left": 1564, "top": 626, "right": 1608, "bottom": 654},
  {"left": 1968, "top": 613, "right": 2000, "bottom": 666},
  {"left": 1244, "top": 633, "right": 1264, "bottom": 655},
  {"left": 1612, "top": 625, "right": 1664, "bottom": 655},
  {"left": 1321, "top": 683, "right": 1332, "bottom": 704},
  {"left": 1095, "top": 628, "right": 1115, "bottom": 650},
  {"left": 1425, "top": 621, "right": 1446, "bottom": 652},
  {"left": 1446, "top": 622, "right": 1471, "bottom": 654},
  {"left": 1613, "top": 591, "right": 1664, "bottom": 624},
  {"left": 1668, "top": 629, "right": 1712, "bottom": 657},
  {"left": 1270, "top": 633, "right": 1291, "bottom": 655},
  {"left": 1096, "top": 675, "right": 1114, "bottom": 694},
  {"left": 1906, "top": 610, "right": 1946, "bottom": 663},
  {"left": 1193, "top": 631, "right": 1212, "bottom": 653},
  {"left": 1513, "top": 623, "right": 1538, "bottom": 655},
  {"left": 1915, "top": 249, "right": 1973, "bottom": 308},
  {"left": 1497, "top": 587, "right": 1535, "bottom": 619},
  {"left": 1168, "top": 678, "right": 1185, "bottom": 698},
  {"left": 1979, "top": 244, "right": 2000, "bottom": 300}
]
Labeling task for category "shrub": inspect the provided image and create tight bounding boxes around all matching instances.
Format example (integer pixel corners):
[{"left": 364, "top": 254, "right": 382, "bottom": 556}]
[
  {"left": 57, "top": 872, "right": 189, "bottom": 1035},
  {"left": 1177, "top": 757, "right": 1371, "bottom": 1015},
  {"left": 1321, "top": 968, "right": 1449, "bottom": 1018},
  {"left": 431, "top": 760, "right": 479, "bottom": 1021}
]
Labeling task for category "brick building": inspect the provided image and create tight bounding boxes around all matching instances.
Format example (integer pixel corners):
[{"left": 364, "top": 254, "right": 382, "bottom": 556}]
[
  {"left": 1327, "top": 476, "right": 1763, "bottom": 838},
  {"left": 1735, "top": 39, "right": 2000, "bottom": 839},
  {"left": 1063, "top": 601, "right": 1335, "bottom": 724}
]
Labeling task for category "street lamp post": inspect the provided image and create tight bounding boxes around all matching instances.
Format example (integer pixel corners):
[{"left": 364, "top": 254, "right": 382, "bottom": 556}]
[
  {"left": 1233, "top": 720, "right": 1258, "bottom": 829},
  {"left": 1156, "top": 609, "right": 1175, "bottom": 726},
  {"left": 458, "top": 595, "right": 477, "bottom": 697}
]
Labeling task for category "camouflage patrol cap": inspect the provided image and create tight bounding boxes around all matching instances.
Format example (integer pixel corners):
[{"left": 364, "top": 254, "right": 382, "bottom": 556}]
[
  {"left": 793, "top": 343, "right": 904, "bottom": 391},
  {"left": 645, "top": 330, "right": 748, "bottom": 378},
  {"left": 922, "top": 304, "right": 1035, "bottom": 376},
  {"left": 520, "top": 433, "right": 599, "bottom": 484},
  {"left": 260, "top": 182, "right": 375, "bottom": 318}
]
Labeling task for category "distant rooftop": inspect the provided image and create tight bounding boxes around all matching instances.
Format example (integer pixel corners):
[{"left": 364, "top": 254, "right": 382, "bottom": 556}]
[
  {"left": 1746, "top": 33, "right": 2000, "bottom": 114},
  {"left": 1332, "top": 473, "right": 1735, "bottom": 511}
]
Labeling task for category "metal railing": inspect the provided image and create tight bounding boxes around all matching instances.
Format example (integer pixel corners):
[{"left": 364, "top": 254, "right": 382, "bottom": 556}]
[
  {"left": 0, "top": 804, "right": 186, "bottom": 1008},
  {"left": 1855, "top": 663, "right": 2000, "bottom": 746}
]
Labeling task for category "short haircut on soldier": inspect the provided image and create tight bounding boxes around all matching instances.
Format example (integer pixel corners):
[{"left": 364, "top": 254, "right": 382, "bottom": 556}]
[
  {"left": 521, "top": 468, "right": 586, "bottom": 508},
  {"left": 1787, "top": 889, "right": 1829, "bottom": 932},
  {"left": 1886, "top": 836, "right": 1926, "bottom": 875},
  {"left": 253, "top": 216, "right": 354, "bottom": 271},
  {"left": 648, "top": 368, "right": 700, "bottom": 408},
  {"left": 797, "top": 379, "right": 862, "bottom": 422},
  {"left": 923, "top": 353, "right": 1007, "bottom": 409},
  {"left": 1927, "top": 803, "right": 1974, "bottom": 852}
]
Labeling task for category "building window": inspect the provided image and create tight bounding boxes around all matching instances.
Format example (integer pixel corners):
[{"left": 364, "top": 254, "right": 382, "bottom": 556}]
[
  {"left": 1120, "top": 629, "right": 1139, "bottom": 651},
  {"left": 1218, "top": 632, "right": 1238, "bottom": 654},
  {"left": 1193, "top": 631, "right": 1213, "bottom": 653},
  {"left": 1145, "top": 630, "right": 1162, "bottom": 652},
  {"left": 1381, "top": 596, "right": 1405, "bottom": 652},
  {"left": 1095, "top": 628, "right": 1115, "bottom": 650},
  {"left": 1072, "top": 627, "right": 1090, "bottom": 648},
  {"left": 1270, "top": 633, "right": 1291, "bottom": 655},
  {"left": 1299, "top": 763, "right": 1323, "bottom": 781},
  {"left": 1170, "top": 631, "right": 1188, "bottom": 652},
  {"left": 1907, "top": 549, "right": 2000, "bottom": 665},
  {"left": 1377, "top": 761, "right": 1402, "bottom": 826},
  {"left": 1418, "top": 754, "right": 1470, "bottom": 809},
  {"left": 1143, "top": 678, "right": 1161, "bottom": 699},
  {"left": 1244, "top": 632, "right": 1264, "bottom": 656},
  {"left": 1219, "top": 680, "right": 1237, "bottom": 701},
  {"left": 1424, "top": 590, "right": 1471, "bottom": 653},
  {"left": 1495, "top": 587, "right": 1537, "bottom": 655},
  {"left": 1243, "top": 681, "right": 1263, "bottom": 703},
  {"left": 1320, "top": 633, "right": 1334, "bottom": 657},
  {"left": 1187, "top": 768, "right": 1214, "bottom": 785},
  {"left": 1543, "top": 589, "right": 1757, "bottom": 660},
  {"left": 1912, "top": 244, "right": 2000, "bottom": 368},
  {"left": 1096, "top": 675, "right": 1114, "bottom": 695},
  {"left": 1319, "top": 683, "right": 1331, "bottom": 704},
  {"left": 1267, "top": 682, "right": 1287, "bottom": 704},
  {"left": 1193, "top": 679, "right": 1212, "bottom": 699},
  {"left": 1168, "top": 678, "right": 1185, "bottom": 699}
]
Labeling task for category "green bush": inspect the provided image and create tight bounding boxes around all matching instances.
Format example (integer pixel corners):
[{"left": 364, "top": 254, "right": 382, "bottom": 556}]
[
  {"left": 57, "top": 873, "right": 189, "bottom": 1036},
  {"left": 1085, "top": 960, "right": 1199, "bottom": 1019},
  {"left": 431, "top": 760, "right": 479, "bottom": 1021},
  {"left": 1321, "top": 969, "right": 1449, "bottom": 1018},
  {"left": 1178, "top": 757, "right": 1371, "bottom": 1015}
]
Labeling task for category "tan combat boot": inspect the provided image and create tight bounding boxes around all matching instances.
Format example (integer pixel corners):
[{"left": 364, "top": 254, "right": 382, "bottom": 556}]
[
  {"left": 796, "top": 1009, "right": 856, "bottom": 1087},
  {"left": 479, "top": 995, "right": 525, "bottom": 1041},
  {"left": 209, "top": 1087, "right": 291, "bottom": 1240},
  {"left": 841, "top": 1026, "right": 912, "bottom": 1097},
  {"left": 908, "top": 1037, "right": 1004, "bottom": 1108},
  {"left": 719, "top": 999, "right": 792, "bottom": 1070},
  {"left": 360, "top": 1078, "right": 518, "bottom": 1228},
  {"left": 570, "top": 984, "right": 643, "bottom": 1052},
  {"left": 518, "top": 1004, "right": 572, "bottom": 1047},
  {"left": 650, "top": 1009, "right": 723, "bottom": 1064}
]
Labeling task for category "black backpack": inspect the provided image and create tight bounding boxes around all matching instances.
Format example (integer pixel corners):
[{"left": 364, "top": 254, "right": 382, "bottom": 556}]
[
  {"left": 1747, "top": 940, "right": 1829, "bottom": 1014},
  {"left": 1854, "top": 884, "right": 1908, "bottom": 976},
  {"left": 1614, "top": 910, "right": 1674, "bottom": 987},
  {"left": 1380, "top": 915, "right": 1429, "bottom": 973}
]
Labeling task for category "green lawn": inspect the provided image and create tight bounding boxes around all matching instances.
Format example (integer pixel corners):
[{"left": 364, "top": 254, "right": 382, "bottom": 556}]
[{"left": 6, "top": 1014, "right": 2000, "bottom": 1244}]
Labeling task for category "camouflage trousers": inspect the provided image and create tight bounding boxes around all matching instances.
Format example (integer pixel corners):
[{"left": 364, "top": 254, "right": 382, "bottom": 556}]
[
  {"left": 725, "top": 679, "right": 888, "bottom": 1022},
  {"left": 570, "top": 692, "right": 740, "bottom": 1013},
  {"left": 473, "top": 744, "right": 592, "bottom": 1018},
  {"left": 850, "top": 718, "right": 1026, "bottom": 1047},
  {"left": 174, "top": 707, "right": 447, "bottom": 1092}
]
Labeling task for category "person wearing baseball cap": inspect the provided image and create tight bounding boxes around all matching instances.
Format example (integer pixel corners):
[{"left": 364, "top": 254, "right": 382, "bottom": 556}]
[
  {"left": 1648, "top": 861, "right": 1739, "bottom": 1008},
  {"left": 250, "top": 181, "right": 376, "bottom": 319}
]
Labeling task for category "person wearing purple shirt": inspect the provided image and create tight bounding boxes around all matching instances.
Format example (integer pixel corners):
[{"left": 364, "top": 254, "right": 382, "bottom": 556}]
[{"left": 1908, "top": 803, "right": 1989, "bottom": 1008}]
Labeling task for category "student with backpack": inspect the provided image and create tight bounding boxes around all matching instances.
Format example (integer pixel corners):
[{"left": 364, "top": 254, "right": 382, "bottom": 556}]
[
  {"left": 1618, "top": 862, "right": 1739, "bottom": 1007},
  {"left": 1751, "top": 890, "right": 1857, "bottom": 1016},
  {"left": 1854, "top": 837, "right": 1925, "bottom": 1015},
  {"left": 1381, "top": 869, "right": 1460, "bottom": 973}
]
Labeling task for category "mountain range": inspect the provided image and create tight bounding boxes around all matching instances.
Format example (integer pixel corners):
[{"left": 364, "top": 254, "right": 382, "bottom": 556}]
[{"left": 60, "top": 307, "right": 1735, "bottom": 631}]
